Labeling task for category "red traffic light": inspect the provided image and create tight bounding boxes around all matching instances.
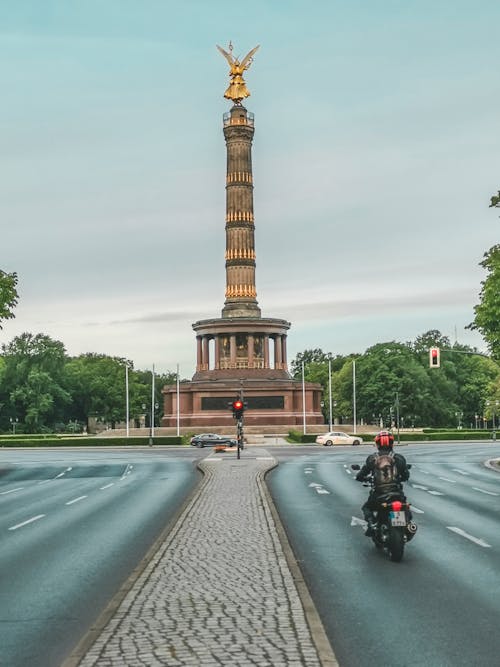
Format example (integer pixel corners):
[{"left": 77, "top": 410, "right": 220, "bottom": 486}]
[
  {"left": 232, "top": 400, "right": 243, "bottom": 410},
  {"left": 429, "top": 347, "right": 440, "bottom": 368}
]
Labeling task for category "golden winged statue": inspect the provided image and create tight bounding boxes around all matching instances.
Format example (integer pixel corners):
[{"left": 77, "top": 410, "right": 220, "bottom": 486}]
[{"left": 216, "top": 42, "right": 260, "bottom": 104}]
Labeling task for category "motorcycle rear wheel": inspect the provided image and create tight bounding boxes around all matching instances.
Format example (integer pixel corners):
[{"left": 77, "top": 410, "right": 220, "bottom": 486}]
[{"left": 388, "top": 528, "right": 405, "bottom": 562}]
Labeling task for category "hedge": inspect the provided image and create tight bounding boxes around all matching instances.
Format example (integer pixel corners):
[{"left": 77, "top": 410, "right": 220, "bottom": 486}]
[
  {"left": 287, "top": 430, "right": 498, "bottom": 444},
  {"left": 0, "top": 435, "right": 186, "bottom": 447}
]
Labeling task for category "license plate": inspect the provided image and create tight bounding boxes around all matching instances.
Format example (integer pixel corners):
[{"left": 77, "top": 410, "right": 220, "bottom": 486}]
[{"left": 389, "top": 511, "right": 406, "bottom": 526}]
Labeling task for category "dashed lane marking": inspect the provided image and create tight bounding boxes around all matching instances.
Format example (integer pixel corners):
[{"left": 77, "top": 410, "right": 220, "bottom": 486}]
[
  {"left": 447, "top": 526, "right": 491, "bottom": 548},
  {"left": 472, "top": 487, "right": 499, "bottom": 496},
  {"left": 66, "top": 495, "right": 87, "bottom": 506},
  {"left": 0, "top": 487, "right": 24, "bottom": 495},
  {"left": 9, "top": 514, "right": 45, "bottom": 531}
]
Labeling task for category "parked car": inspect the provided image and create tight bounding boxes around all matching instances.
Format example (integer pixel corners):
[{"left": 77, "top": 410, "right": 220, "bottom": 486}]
[
  {"left": 315, "top": 431, "right": 363, "bottom": 446},
  {"left": 190, "top": 433, "right": 238, "bottom": 448}
]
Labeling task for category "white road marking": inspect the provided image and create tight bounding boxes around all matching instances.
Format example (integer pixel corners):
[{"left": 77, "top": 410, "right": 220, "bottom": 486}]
[
  {"left": 120, "top": 463, "right": 134, "bottom": 480},
  {"left": 439, "top": 477, "right": 456, "bottom": 483},
  {"left": 308, "top": 483, "right": 322, "bottom": 488},
  {"left": 9, "top": 514, "right": 45, "bottom": 531},
  {"left": 351, "top": 516, "right": 367, "bottom": 528},
  {"left": 346, "top": 469, "right": 352, "bottom": 475},
  {"left": 316, "top": 488, "right": 330, "bottom": 494},
  {"left": 412, "top": 484, "right": 429, "bottom": 490},
  {"left": 100, "top": 483, "right": 114, "bottom": 490},
  {"left": 256, "top": 457, "right": 274, "bottom": 460},
  {"left": 452, "top": 468, "right": 470, "bottom": 476},
  {"left": 472, "top": 487, "right": 499, "bottom": 496},
  {"left": 56, "top": 467, "right": 72, "bottom": 479},
  {"left": 410, "top": 506, "right": 425, "bottom": 514},
  {"left": 428, "top": 490, "right": 445, "bottom": 496},
  {"left": 447, "top": 526, "right": 491, "bottom": 548},
  {"left": 66, "top": 495, "right": 87, "bottom": 505},
  {"left": 0, "top": 487, "right": 24, "bottom": 495}
]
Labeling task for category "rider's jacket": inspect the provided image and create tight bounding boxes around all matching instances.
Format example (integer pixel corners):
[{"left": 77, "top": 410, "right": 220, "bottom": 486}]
[{"left": 356, "top": 451, "right": 410, "bottom": 488}]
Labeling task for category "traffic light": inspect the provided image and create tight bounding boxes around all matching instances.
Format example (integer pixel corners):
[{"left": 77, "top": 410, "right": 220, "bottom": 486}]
[
  {"left": 231, "top": 399, "right": 244, "bottom": 420},
  {"left": 429, "top": 347, "right": 440, "bottom": 368}
]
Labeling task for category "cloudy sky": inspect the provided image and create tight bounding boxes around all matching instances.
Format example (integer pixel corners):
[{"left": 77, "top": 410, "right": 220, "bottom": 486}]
[{"left": 1, "top": 1, "right": 499, "bottom": 377}]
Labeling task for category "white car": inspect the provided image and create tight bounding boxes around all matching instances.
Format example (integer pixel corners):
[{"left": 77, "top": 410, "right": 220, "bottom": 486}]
[{"left": 315, "top": 431, "right": 363, "bottom": 446}]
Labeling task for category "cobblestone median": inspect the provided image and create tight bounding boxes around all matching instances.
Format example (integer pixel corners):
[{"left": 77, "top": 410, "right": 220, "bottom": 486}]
[{"left": 73, "top": 449, "right": 328, "bottom": 666}]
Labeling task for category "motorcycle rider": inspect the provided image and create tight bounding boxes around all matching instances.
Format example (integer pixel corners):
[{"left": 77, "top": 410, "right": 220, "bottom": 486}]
[{"left": 355, "top": 430, "right": 410, "bottom": 536}]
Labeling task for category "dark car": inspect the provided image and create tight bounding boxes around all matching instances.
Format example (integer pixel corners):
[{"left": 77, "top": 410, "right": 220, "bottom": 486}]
[{"left": 190, "top": 433, "right": 237, "bottom": 448}]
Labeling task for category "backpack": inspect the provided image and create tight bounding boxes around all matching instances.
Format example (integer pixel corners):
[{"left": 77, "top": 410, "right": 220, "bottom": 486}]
[{"left": 373, "top": 452, "right": 398, "bottom": 488}]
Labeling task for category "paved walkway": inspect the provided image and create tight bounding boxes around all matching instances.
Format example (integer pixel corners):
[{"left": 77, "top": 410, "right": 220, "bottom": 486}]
[{"left": 64, "top": 448, "right": 338, "bottom": 667}]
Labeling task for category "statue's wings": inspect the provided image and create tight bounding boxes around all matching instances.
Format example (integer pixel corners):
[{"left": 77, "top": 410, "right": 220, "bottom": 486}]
[
  {"left": 216, "top": 44, "right": 235, "bottom": 66},
  {"left": 240, "top": 44, "right": 260, "bottom": 68}
]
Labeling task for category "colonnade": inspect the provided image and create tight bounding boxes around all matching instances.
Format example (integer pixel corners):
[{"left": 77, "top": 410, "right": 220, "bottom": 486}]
[{"left": 195, "top": 332, "right": 288, "bottom": 372}]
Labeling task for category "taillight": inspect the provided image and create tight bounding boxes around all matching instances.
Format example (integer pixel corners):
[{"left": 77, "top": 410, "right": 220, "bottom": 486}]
[{"left": 391, "top": 500, "right": 403, "bottom": 511}]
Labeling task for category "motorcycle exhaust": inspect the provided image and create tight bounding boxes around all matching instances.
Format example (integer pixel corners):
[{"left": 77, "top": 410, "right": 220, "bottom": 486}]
[{"left": 406, "top": 521, "right": 418, "bottom": 541}]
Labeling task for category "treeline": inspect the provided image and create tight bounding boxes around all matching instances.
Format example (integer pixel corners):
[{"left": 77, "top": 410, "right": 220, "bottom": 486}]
[
  {"left": 291, "top": 330, "right": 500, "bottom": 429},
  {"left": 0, "top": 332, "right": 177, "bottom": 434}
]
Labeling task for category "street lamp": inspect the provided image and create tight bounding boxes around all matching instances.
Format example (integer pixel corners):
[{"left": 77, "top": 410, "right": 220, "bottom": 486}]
[
  {"left": 454, "top": 411, "right": 463, "bottom": 429},
  {"left": 10, "top": 417, "right": 19, "bottom": 435}
]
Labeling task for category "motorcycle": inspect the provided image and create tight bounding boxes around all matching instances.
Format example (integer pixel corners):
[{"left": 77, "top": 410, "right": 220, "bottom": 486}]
[{"left": 351, "top": 463, "right": 417, "bottom": 562}]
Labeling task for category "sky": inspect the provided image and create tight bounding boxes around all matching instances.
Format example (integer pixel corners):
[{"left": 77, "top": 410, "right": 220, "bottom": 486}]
[{"left": 1, "top": 1, "right": 499, "bottom": 377}]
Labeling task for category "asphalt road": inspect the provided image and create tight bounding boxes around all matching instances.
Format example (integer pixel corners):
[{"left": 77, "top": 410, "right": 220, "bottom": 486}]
[
  {"left": 267, "top": 442, "right": 500, "bottom": 667},
  {"left": 0, "top": 448, "right": 202, "bottom": 667}
]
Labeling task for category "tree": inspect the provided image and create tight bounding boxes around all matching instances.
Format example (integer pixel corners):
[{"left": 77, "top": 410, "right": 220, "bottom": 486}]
[
  {"left": 1, "top": 333, "right": 70, "bottom": 432},
  {"left": 331, "top": 343, "right": 437, "bottom": 428},
  {"left": 490, "top": 190, "right": 500, "bottom": 208},
  {"left": 290, "top": 348, "right": 334, "bottom": 379},
  {"left": 468, "top": 244, "right": 500, "bottom": 361},
  {"left": 63, "top": 354, "right": 131, "bottom": 428},
  {"left": 0, "top": 270, "right": 18, "bottom": 328}
]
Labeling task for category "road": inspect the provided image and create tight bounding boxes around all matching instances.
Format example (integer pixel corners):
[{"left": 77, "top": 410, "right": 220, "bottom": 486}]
[
  {"left": 267, "top": 442, "right": 500, "bottom": 667},
  {"left": 0, "top": 447, "right": 202, "bottom": 667}
]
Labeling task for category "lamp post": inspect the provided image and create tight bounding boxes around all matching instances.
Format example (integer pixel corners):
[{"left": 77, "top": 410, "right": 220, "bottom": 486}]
[
  {"left": 176, "top": 363, "right": 180, "bottom": 437},
  {"left": 301, "top": 361, "right": 306, "bottom": 435},
  {"left": 150, "top": 364, "right": 155, "bottom": 446},
  {"left": 125, "top": 362, "right": 130, "bottom": 438},
  {"left": 454, "top": 411, "right": 463, "bottom": 429},
  {"left": 328, "top": 358, "right": 332, "bottom": 431},
  {"left": 10, "top": 417, "right": 19, "bottom": 435},
  {"left": 352, "top": 359, "right": 357, "bottom": 434}
]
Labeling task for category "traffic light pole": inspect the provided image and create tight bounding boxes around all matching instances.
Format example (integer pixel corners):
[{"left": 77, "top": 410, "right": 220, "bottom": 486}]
[
  {"left": 236, "top": 417, "right": 244, "bottom": 460},
  {"left": 229, "top": 394, "right": 246, "bottom": 459}
]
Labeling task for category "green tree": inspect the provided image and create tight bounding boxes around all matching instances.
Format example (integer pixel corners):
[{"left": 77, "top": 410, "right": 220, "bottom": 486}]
[
  {"left": 468, "top": 244, "right": 500, "bottom": 361},
  {"left": 64, "top": 354, "right": 131, "bottom": 428},
  {"left": 1, "top": 333, "right": 70, "bottom": 432},
  {"left": 290, "top": 348, "right": 334, "bottom": 379},
  {"left": 0, "top": 270, "right": 18, "bottom": 328},
  {"left": 332, "top": 343, "right": 436, "bottom": 428},
  {"left": 289, "top": 349, "right": 348, "bottom": 422}
]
